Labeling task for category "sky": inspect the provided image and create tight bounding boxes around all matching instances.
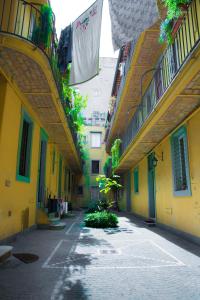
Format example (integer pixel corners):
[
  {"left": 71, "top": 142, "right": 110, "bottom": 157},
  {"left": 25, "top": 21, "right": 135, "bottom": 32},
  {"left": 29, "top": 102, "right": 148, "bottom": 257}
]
[{"left": 50, "top": 0, "right": 118, "bottom": 58}]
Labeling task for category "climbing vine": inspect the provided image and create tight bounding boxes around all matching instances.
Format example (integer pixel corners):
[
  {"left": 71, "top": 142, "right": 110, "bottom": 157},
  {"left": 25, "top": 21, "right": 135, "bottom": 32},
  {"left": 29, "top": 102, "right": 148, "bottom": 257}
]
[
  {"left": 103, "top": 156, "right": 112, "bottom": 176},
  {"left": 111, "top": 139, "right": 122, "bottom": 170}
]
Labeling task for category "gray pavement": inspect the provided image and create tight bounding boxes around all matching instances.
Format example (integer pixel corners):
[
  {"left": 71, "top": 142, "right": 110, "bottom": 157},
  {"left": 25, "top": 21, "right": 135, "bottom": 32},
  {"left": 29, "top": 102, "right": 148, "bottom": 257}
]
[{"left": 0, "top": 211, "right": 200, "bottom": 300}]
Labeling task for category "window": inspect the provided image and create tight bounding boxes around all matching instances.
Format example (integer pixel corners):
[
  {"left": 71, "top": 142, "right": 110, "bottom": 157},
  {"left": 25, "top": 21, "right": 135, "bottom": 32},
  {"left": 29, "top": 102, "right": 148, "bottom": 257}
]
[
  {"left": 91, "top": 132, "right": 101, "bottom": 148},
  {"left": 134, "top": 167, "right": 139, "bottom": 193},
  {"left": 91, "top": 160, "right": 100, "bottom": 174},
  {"left": 171, "top": 126, "right": 191, "bottom": 196},
  {"left": 16, "top": 110, "right": 33, "bottom": 182}
]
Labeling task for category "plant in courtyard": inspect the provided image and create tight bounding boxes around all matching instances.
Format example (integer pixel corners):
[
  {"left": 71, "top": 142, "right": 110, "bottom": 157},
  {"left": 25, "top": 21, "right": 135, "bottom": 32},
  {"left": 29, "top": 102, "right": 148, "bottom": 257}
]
[
  {"left": 111, "top": 139, "right": 122, "bottom": 171},
  {"left": 96, "top": 174, "right": 122, "bottom": 211},
  {"left": 84, "top": 211, "right": 118, "bottom": 228}
]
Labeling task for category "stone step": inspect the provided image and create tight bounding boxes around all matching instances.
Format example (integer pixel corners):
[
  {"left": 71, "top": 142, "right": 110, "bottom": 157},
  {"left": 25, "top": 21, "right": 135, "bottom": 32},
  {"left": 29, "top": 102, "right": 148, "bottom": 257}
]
[
  {"left": 48, "top": 222, "right": 66, "bottom": 230},
  {"left": 0, "top": 246, "right": 13, "bottom": 263}
]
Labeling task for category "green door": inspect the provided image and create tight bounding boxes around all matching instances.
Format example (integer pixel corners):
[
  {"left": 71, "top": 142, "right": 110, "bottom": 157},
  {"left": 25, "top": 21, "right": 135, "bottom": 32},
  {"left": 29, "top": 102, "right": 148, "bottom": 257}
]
[
  {"left": 148, "top": 153, "right": 156, "bottom": 219},
  {"left": 58, "top": 156, "right": 62, "bottom": 198}
]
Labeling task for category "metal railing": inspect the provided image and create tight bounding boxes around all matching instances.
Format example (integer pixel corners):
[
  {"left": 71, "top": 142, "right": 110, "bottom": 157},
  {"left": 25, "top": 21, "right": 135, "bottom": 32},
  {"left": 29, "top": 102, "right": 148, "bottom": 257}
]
[
  {"left": 0, "top": 0, "right": 82, "bottom": 164},
  {"left": 106, "top": 41, "right": 135, "bottom": 142},
  {"left": 120, "top": 0, "right": 200, "bottom": 155}
]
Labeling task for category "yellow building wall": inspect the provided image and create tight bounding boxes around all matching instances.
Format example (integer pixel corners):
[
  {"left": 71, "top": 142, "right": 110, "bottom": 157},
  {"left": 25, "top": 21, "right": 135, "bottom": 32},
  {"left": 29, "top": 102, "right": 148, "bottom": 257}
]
[
  {"left": 0, "top": 77, "right": 73, "bottom": 240},
  {"left": 76, "top": 125, "right": 108, "bottom": 207},
  {"left": 127, "top": 109, "right": 200, "bottom": 238},
  {"left": 131, "top": 158, "right": 149, "bottom": 218},
  {"left": 0, "top": 80, "right": 40, "bottom": 240},
  {"left": 155, "top": 110, "right": 200, "bottom": 238}
]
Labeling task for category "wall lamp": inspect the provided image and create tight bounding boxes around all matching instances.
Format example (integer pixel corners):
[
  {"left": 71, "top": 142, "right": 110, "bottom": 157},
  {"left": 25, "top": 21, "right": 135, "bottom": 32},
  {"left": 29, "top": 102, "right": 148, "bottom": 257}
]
[{"left": 152, "top": 152, "right": 164, "bottom": 167}]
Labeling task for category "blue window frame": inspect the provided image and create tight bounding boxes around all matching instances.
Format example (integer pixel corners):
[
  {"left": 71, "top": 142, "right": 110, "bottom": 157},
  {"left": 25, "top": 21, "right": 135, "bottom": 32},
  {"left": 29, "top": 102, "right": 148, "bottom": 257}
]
[
  {"left": 134, "top": 167, "right": 139, "bottom": 193},
  {"left": 16, "top": 109, "right": 33, "bottom": 183},
  {"left": 171, "top": 126, "right": 191, "bottom": 196}
]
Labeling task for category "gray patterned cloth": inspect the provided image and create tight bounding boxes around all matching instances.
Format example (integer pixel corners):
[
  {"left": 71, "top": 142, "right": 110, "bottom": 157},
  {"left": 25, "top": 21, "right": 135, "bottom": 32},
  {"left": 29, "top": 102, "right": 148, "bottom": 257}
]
[{"left": 108, "top": 0, "right": 159, "bottom": 50}]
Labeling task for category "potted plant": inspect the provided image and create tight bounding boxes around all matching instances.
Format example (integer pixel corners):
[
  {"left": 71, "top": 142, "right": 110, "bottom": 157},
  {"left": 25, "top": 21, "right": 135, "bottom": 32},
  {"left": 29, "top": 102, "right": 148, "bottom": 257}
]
[{"left": 159, "top": 0, "right": 192, "bottom": 44}]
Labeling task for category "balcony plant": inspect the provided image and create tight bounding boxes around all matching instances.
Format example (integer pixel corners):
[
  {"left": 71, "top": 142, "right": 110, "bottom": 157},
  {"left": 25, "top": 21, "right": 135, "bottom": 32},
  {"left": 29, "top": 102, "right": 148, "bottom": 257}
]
[
  {"left": 160, "top": 0, "right": 191, "bottom": 44},
  {"left": 111, "top": 138, "right": 122, "bottom": 170},
  {"left": 32, "top": 4, "right": 53, "bottom": 50}
]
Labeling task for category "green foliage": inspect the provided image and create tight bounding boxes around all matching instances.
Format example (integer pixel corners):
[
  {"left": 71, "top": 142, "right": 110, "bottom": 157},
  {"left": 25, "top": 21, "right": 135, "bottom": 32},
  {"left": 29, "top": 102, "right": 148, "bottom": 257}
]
[
  {"left": 85, "top": 202, "right": 99, "bottom": 214},
  {"left": 160, "top": 0, "right": 191, "bottom": 44},
  {"left": 159, "top": 18, "right": 173, "bottom": 44},
  {"left": 84, "top": 211, "right": 118, "bottom": 228},
  {"left": 103, "top": 156, "right": 112, "bottom": 175},
  {"left": 111, "top": 139, "right": 122, "bottom": 170},
  {"left": 96, "top": 174, "right": 122, "bottom": 195},
  {"left": 163, "top": 0, "right": 191, "bottom": 20},
  {"left": 32, "top": 4, "right": 53, "bottom": 49}
]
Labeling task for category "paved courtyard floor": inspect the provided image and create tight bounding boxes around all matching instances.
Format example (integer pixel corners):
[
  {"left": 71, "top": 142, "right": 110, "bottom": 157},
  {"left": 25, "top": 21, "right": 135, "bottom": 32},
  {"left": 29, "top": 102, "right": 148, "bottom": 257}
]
[{"left": 0, "top": 211, "right": 200, "bottom": 300}]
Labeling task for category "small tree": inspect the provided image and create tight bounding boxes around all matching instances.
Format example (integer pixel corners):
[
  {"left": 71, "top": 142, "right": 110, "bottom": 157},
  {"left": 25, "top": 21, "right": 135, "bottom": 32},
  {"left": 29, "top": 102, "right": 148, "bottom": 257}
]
[{"left": 96, "top": 175, "right": 122, "bottom": 211}]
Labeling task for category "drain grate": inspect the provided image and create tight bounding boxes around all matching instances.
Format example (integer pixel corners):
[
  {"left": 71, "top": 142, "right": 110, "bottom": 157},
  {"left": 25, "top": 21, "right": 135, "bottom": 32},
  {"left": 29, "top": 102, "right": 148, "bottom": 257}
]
[
  {"left": 98, "top": 249, "right": 121, "bottom": 255},
  {"left": 13, "top": 253, "right": 39, "bottom": 264}
]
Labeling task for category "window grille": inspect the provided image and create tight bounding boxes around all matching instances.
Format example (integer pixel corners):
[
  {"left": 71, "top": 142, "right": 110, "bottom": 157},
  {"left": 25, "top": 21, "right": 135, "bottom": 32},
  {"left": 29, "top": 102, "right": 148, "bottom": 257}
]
[{"left": 171, "top": 126, "right": 191, "bottom": 196}]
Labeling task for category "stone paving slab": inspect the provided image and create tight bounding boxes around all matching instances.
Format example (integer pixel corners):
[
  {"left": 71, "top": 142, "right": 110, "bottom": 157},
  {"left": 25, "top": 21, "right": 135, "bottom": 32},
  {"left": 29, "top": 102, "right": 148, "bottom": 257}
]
[{"left": 0, "top": 211, "right": 200, "bottom": 300}]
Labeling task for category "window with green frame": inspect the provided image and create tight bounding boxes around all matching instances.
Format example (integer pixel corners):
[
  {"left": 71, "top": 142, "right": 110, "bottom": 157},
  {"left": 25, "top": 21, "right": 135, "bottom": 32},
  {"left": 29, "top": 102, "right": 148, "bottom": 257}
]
[
  {"left": 133, "top": 167, "right": 139, "bottom": 193},
  {"left": 171, "top": 126, "right": 191, "bottom": 196},
  {"left": 16, "top": 109, "right": 33, "bottom": 183}
]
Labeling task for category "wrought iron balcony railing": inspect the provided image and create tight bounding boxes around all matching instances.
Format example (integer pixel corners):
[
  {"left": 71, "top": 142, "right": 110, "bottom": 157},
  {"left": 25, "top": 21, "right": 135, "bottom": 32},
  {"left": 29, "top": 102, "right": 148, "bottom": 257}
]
[
  {"left": 120, "top": 0, "right": 200, "bottom": 156},
  {"left": 0, "top": 0, "right": 82, "bottom": 163}
]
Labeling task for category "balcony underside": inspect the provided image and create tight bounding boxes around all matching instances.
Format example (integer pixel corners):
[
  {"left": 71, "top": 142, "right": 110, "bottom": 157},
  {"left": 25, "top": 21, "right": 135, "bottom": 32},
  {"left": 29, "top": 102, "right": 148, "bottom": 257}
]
[
  {"left": 0, "top": 34, "right": 81, "bottom": 172},
  {"left": 106, "top": 23, "right": 163, "bottom": 151},
  {"left": 117, "top": 46, "right": 200, "bottom": 172}
]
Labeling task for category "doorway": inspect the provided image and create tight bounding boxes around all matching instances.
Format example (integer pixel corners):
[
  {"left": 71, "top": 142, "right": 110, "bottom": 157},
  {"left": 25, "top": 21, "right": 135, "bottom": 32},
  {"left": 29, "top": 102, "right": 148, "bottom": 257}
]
[
  {"left": 37, "top": 129, "right": 48, "bottom": 207},
  {"left": 148, "top": 153, "right": 156, "bottom": 219}
]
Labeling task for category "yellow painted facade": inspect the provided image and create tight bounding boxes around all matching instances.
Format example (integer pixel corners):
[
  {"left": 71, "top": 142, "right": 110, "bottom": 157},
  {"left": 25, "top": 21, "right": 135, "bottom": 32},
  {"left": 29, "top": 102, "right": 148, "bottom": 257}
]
[
  {"left": 0, "top": 0, "right": 81, "bottom": 240},
  {"left": 0, "top": 76, "right": 75, "bottom": 240},
  {"left": 119, "top": 110, "right": 200, "bottom": 239},
  {"left": 107, "top": 0, "right": 200, "bottom": 242},
  {"left": 76, "top": 126, "right": 108, "bottom": 208}
]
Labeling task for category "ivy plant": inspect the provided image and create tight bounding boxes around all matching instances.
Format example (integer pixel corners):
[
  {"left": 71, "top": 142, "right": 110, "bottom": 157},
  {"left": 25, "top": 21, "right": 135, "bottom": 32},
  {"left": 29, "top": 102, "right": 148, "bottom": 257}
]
[
  {"left": 32, "top": 4, "right": 53, "bottom": 49},
  {"left": 160, "top": 0, "right": 191, "bottom": 44},
  {"left": 111, "top": 139, "right": 122, "bottom": 170}
]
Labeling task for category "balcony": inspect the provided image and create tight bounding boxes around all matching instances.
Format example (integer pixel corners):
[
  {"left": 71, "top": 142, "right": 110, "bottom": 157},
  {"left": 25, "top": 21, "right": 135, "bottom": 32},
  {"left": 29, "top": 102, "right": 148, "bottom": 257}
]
[
  {"left": 0, "top": 0, "right": 82, "bottom": 171},
  {"left": 106, "top": 19, "right": 163, "bottom": 151},
  {"left": 118, "top": 0, "right": 200, "bottom": 171}
]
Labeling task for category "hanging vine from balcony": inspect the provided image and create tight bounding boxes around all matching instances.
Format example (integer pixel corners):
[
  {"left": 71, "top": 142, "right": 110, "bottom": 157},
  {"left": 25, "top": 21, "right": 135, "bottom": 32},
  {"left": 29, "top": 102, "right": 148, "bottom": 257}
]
[
  {"left": 159, "top": 0, "right": 191, "bottom": 44},
  {"left": 32, "top": 4, "right": 53, "bottom": 49},
  {"left": 111, "top": 139, "right": 122, "bottom": 171}
]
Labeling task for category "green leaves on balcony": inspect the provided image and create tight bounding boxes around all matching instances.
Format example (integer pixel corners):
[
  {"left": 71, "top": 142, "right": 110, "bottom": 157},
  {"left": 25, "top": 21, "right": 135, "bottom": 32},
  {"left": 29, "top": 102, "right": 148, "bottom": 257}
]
[
  {"left": 160, "top": 0, "right": 191, "bottom": 44},
  {"left": 111, "top": 139, "right": 122, "bottom": 171},
  {"left": 32, "top": 4, "right": 53, "bottom": 49}
]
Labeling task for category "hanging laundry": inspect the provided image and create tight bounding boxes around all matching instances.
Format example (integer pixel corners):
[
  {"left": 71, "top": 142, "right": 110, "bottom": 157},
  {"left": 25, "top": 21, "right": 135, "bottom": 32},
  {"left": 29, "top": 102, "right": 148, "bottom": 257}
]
[
  {"left": 57, "top": 24, "right": 72, "bottom": 74},
  {"left": 70, "top": 0, "right": 103, "bottom": 85},
  {"left": 108, "top": 0, "right": 159, "bottom": 51}
]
